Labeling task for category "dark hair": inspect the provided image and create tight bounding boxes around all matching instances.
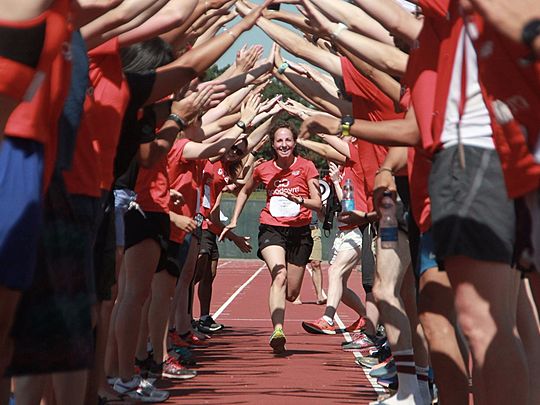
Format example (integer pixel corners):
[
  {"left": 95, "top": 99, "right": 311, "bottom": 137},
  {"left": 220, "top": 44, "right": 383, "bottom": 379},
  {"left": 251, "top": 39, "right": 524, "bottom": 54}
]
[
  {"left": 120, "top": 37, "right": 174, "bottom": 74},
  {"left": 269, "top": 121, "right": 298, "bottom": 158}
]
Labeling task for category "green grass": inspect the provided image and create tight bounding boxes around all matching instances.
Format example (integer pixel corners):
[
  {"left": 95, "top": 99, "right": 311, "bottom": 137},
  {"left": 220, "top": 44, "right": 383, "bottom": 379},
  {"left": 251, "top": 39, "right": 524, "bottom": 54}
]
[{"left": 222, "top": 190, "right": 267, "bottom": 201}]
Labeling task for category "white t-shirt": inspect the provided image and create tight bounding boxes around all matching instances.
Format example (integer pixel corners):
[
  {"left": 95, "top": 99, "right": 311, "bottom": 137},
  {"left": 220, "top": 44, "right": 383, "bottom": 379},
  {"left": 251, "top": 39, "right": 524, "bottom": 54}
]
[{"left": 440, "top": 26, "right": 494, "bottom": 150}]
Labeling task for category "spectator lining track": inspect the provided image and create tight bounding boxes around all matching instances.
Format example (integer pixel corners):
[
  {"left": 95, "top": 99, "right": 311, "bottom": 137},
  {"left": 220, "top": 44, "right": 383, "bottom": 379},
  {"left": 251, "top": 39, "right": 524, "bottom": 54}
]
[{"left": 162, "top": 259, "right": 379, "bottom": 404}]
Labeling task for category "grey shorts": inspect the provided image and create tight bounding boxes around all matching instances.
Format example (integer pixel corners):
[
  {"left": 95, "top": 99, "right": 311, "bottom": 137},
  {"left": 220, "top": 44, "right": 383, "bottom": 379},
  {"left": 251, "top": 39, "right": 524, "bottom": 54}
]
[{"left": 429, "top": 145, "right": 515, "bottom": 265}]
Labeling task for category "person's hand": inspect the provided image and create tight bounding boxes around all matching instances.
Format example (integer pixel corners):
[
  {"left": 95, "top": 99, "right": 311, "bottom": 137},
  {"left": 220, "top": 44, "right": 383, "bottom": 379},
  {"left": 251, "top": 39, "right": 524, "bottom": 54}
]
[
  {"left": 173, "top": 83, "right": 227, "bottom": 123},
  {"left": 297, "top": 0, "right": 335, "bottom": 38},
  {"left": 328, "top": 161, "right": 341, "bottom": 184},
  {"left": 337, "top": 210, "right": 369, "bottom": 226},
  {"left": 236, "top": 0, "right": 274, "bottom": 31},
  {"left": 299, "top": 113, "right": 341, "bottom": 139},
  {"left": 236, "top": 44, "right": 264, "bottom": 73},
  {"left": 259, "top": 95, "right": 282, "bottom": 113},
  {"left": 230, "top": 233, "right": 252, "bottom": 253},
  {"left": 170, "top": 189, "right": 185, "bottom": 206},
  {"left": 219, "top": 221, "right": 237, "bottom": 241},
  {"left": 208, "top": 0, "right": 237, "bottom": 11},
  {"left": 373, "top": 170, "right": 396, "bottom": 217},
  {"left": 240, "top": 92, "right": 262, "bottom": 124},
  {"left": 283, "top": 190, "right": 304, "bottom": 204},
  {"left": 171, "top": 215, "right": 197, "bottom": 233}
]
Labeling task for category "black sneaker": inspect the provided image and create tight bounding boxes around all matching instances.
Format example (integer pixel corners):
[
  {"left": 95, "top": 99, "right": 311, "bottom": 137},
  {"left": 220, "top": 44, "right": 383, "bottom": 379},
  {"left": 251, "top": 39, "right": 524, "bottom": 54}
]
[{"left": 197, "top": 316, "right": 224, "bottom": 333}]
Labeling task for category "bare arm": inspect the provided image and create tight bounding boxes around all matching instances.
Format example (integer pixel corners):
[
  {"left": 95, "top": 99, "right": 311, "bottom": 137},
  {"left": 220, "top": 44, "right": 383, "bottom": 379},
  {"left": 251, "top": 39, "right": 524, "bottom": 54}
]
[
  {"left": 81, "top": 0, "right": 169, "bottom": 49},
  {"left": 310, "top": 0, "right": 393, "bottom": 45},
  {"left": 353, "top": 0, "right": 423, "bottom": 44},
  {"left": 297, "top": 139, "right": 346, "bottom": 164}
]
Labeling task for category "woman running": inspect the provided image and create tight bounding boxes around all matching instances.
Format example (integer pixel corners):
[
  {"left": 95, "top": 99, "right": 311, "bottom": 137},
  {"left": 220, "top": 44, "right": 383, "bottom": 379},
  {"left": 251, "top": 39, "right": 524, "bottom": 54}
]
[{"left": 221, "top": 122, "right": 321, "bottom": 353}]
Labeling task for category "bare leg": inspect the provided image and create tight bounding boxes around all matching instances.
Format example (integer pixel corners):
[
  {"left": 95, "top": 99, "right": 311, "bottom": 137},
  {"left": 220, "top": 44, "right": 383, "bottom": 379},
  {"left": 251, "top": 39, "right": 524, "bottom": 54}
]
[
  {"left": 527, "top": 271, "right": 540, "bottom": 315},
  {"left": 148, "top": 271, "right": 176, "bottom": 363},
  {"left": 446, "top": 256, "right": 528, "bottom": 405},
  {"left": 135, "top": 295, "right": 151, "bottom": 361},
  {"left": 105, "top": 247, "right": 125, "bottom": 378},
  {"left": 52, "top": 370, "right": 87, "bottom": 405},
  {"left": 310, "top": 260, "right": 325, "bottom": 303},
  {"left": 174, "top": 238, "right": 200, "bottom": 334},
  {"left": 364, "top": 292, "right": 379, "bottom": 336},
  {"left": 324, "top": 247, "right": 364, "bottom": 320},
  {"left": 260, "top": 245, "right": 287, "bottom": 330},
  {"left": 198, "top": 258, "right": 218, "bottom": 317},
  {"left": 417, "top": 267, "right": 469, "bottom": 404},
  {"left": 115, "top": 239, "right": 160, "bottom": 381},
  {"left": 14, "top": 375, "right": 47, "bottom": 405},
  {"left": 96, "top": 299, "right": 122, "bottom": 399},
  {"left": 517, "top": 277, "right": 540, "bottom": 405}
]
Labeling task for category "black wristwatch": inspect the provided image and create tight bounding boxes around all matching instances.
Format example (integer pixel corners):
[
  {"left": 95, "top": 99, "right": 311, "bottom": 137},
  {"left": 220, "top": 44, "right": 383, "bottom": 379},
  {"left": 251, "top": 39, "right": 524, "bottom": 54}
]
[
  {"left": 522, "top": 19, "right": 540, "bottom": 53},
  {"left": 168, "top": 113, "right": 186, "bottom": 130},
  {"left": 236, "top": 120, "right": 247, "bottom": 131},
  {"left": 299, "top": 196, "right": 305, "bottom": 205},
  {"left": 341, "top": 115, "right": 354, "bottom": 137}
]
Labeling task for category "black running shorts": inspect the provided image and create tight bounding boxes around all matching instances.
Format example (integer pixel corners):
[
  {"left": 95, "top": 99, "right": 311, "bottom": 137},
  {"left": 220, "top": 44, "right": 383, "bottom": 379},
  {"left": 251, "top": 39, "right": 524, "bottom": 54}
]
[
  {"left": 200, "top": 230, "right": 219, "bottom": 261},
  {"left": 257, "top": 224, "right": 313, "bottom": 266}
]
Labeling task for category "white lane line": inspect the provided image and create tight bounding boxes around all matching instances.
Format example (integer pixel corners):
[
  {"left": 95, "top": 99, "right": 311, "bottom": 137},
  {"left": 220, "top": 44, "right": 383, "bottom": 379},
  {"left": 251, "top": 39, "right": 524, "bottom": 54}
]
[
  {"left": 213, "top": 263, "right": 266, "bottom": 320},
  {"left": 305, "top": 266, "right": 384, "bottom": 395}
]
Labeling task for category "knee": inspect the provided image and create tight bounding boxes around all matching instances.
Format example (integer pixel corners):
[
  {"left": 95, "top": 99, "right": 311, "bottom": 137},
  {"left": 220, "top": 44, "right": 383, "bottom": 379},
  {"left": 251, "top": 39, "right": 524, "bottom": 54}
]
[
  {"left": 372, "top": 281, "right": 393, "bottom": 305},
  {"left": 272, "top": 270, "right": 287, "bottom": 288},
  {"left": 286, "top": 293, "right": 298, "bottom": 302}
]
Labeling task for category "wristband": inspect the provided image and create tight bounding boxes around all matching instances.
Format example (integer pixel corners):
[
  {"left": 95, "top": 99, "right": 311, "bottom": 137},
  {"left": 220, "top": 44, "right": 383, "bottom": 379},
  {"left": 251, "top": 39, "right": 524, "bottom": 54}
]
[
  {"left": 299, "top": 196, "right": 305, "bottom": 205},
  {"left": 236, "top": 120, "right": 247, "bottom": 131},
  {"left": 375, "top": 167, "right": 394, "bottom": 176},
  {"left": 331, "top": 23, "right": 347, "bottom": 42},
  {"left": 522, "top": 19, "right": 540, "bottom": 53},
  {"left": 223, "top": 27, "right": 237, "bottom": 39},
  {"left": 277, "top": 61, "right": 289, "bottom": 74},
  {"left": 250, "top": 151, "right": 257, "bottom": 157},
  {"left": 168, "top": 113, "right": 186, "bottom": 130}
]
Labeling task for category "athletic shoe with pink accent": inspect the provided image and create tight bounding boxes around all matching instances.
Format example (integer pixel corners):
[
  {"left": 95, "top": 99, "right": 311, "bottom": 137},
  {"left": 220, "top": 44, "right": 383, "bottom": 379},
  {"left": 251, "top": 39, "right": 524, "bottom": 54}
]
[
  {"left": 343, "top": 317, "right": 367, "bottom": 333},
  {"left": 342, "top": 333, "right": 377, "bottom": 352},
  {"left": 182, "top": 331, "right": 210, "bottom": 347},
  {"left": 168, "top": 331, "right": 190, "bottom": 349},
  {"left": 302, "top": 317, "right": 337, "bottom": 334}
]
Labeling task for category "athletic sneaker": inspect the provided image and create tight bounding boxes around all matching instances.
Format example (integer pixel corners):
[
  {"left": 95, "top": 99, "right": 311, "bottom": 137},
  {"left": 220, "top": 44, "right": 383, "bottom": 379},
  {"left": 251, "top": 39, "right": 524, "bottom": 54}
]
[
  {"left": 168, "top": 330, "right": 191, "bottom": 349},
  {"left": 269, "top": 328, "right": 287, "bottom": 353},
  {"left": 369, "top": 359, "right": 396, "bottom": 379},
  {"left": 343, "top": 317, "right": 367, "bottom": 333},
  {"left": 113, "top": 375, "right": 169, "bottom": 403},
  {"left": 302, "top": 317, "right": 337, "bottom": 334},
  {"left": 182, "top": 331, "right": 210, "bottom": 348},
  {"left": 341, "top": 333, "right": 377, "bottom": 352},
  {"left": 197, "top": 316, "right": 224, "bottom": 333},
  {"left": 148, "top": 357, "right": 197, "bottom": 380},
  {"left": 355, "top": 355, "right": 381, "bottom": 369},
  {"left": 169, "top": 347, "right": 197, "bottom": 366}
]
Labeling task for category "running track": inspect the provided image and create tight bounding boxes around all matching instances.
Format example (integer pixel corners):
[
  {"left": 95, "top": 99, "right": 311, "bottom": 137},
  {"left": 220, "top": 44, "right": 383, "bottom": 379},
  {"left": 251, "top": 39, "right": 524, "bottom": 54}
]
[{"left": 160, "top": 259, "right": 380, "bottom": 404}]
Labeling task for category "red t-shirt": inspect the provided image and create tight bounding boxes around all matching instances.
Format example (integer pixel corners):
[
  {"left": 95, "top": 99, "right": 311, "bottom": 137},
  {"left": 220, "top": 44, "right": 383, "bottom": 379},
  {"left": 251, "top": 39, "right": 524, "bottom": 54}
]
[
  {"left": 88, "top": 38, "right": 130, "bottom": 191},
  {"left": 253, "top": 156, "right": 318, "bottom": 227},
  {"left": 340, "top": 57, "right": 401, "bottom": 211},
  {"left": 5, "top": 0, "right": 72, "bottom": 190},
  {"left": 167, "top": 138, "right": 204, "bottom": 243},
  {"left": 135, "top": 156, "right": 170, "bottom": 214},
  {"left": 339, "top": 141, "right": 370, "bottom": 230},
  {"left": 201, "top": 160, "right": 230, "bottom": 232}
]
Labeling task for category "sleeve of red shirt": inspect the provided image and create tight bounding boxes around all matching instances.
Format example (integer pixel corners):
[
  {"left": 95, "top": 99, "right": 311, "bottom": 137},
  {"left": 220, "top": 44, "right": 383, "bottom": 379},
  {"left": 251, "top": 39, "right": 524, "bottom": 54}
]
[
  {"left": 418, "top": 0, "right": 450, "bottom": 18},
  {"left": 305, "top": 160, "right": 319, "bottom": 180},
  {"left": 346, "top": 142, "right": 359, "bottom": 168},
  {"left": 340, "top": 57, "right": 370, "bottom": 99}
]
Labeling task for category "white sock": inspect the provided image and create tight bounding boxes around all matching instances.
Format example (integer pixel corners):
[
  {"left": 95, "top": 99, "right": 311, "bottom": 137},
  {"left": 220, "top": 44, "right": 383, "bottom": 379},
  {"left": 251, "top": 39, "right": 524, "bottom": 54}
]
[
  {"left": 416, "top": 365, "right": 431, "bottom": 404},
  {"left": 322, "top": 315, "right": 334, "bottom": 325}
]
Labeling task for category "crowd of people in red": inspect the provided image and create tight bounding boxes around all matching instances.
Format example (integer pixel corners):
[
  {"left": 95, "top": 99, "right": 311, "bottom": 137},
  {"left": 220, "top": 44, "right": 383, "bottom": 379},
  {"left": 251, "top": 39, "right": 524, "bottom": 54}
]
[{"left": 0, "top": 0, "right": 539, "bottom": 404}]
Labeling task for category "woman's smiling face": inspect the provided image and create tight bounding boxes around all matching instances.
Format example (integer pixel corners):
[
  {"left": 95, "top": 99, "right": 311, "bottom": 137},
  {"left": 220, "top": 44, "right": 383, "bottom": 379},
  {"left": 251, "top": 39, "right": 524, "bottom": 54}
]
[{"left": 272, "top": 127, "right": 296, "bottom": 159}]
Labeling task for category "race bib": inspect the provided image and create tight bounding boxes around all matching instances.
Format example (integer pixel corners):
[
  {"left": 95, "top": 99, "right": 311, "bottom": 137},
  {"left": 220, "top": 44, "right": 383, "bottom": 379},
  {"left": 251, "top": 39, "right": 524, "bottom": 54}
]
[
  {"left": 202, "top": 184, "right": 211, "bottom": 209},
  {"left": 269, "top": 196, "right": 300, "bottom": 217}
]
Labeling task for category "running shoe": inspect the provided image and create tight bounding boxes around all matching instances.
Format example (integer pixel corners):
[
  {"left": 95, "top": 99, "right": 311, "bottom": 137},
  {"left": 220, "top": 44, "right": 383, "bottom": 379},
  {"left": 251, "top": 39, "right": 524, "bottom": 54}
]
[
  {"left": 369, "top": 359, "right": 396, "bottom": 379},
  {"left": 355, "top": 355, "right": 381, "bottom": 369},
  {"left": 269, "top": 328, "right": 287, "bottom": 354},
  {"left": 168, "top": 330, "right": 191, "bottom": 349},
  {"left": 302, "top": 317, "right": 337, "bottom": 335},
  {"left": 113, "top": 375, "right": 169, "bottom": 403},
  {"left": 182, "top": 331, "right": 210, "bottom": 348},
  {"left": 169, "top": 347, "right": 197, "bottom": 367},
  {"left": 342, "top": 316, "right": 367, "bottom": 333},
  {"left": 197, "top": 316, "right": 224, "bottom": 333},
  {"left": 375, "top": 375, "right": 398, "bottom": 391},
  {"left": 341, "top": 333, "right": 377, "bottom": 352},
  {"left": 157, "top": 356, "right": 197, "bottom": 380}
]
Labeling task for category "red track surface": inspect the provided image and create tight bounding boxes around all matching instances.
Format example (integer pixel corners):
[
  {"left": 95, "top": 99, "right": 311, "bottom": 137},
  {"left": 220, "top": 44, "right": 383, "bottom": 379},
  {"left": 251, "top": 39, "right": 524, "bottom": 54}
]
[{"left": 161, "top": 259, "right": 378, "bottom": 404}]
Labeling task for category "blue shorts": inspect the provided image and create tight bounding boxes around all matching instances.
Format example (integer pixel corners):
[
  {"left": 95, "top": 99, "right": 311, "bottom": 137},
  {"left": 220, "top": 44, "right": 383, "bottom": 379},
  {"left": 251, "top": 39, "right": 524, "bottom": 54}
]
[
  {"left": 113, "top": 188, "right": 137, "bottom": 247},
  {"left": 0, "top": 137, "right": 44, "bottom": 290},
  {"left": 416, "top": 230, "right": 438, "bottom": 278}
]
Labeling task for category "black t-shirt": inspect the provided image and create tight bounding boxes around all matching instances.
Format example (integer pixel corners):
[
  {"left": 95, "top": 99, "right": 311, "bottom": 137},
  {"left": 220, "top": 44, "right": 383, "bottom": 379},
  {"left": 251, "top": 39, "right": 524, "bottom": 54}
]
[{"left": 113, "top": 71, "right": 156, "bottom": 188}]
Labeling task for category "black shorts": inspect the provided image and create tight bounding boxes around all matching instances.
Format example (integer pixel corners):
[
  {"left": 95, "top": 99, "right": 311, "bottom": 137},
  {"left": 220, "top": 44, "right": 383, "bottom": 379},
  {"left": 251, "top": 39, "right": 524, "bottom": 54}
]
[
  {"left": 257, "top": 224, "right": 313, "bottom": 266},
  {"left": 166, "top": 238, "right": 191, "bottom": 278},
  {"left": 200, "top": 229, "right": 219, "bottom": 261},
  {"left": 124, "top": 210, "right": 171, "bottom": 274},
  {"left": 429, "top": 145, "right": 515, "bottom": 265}
]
